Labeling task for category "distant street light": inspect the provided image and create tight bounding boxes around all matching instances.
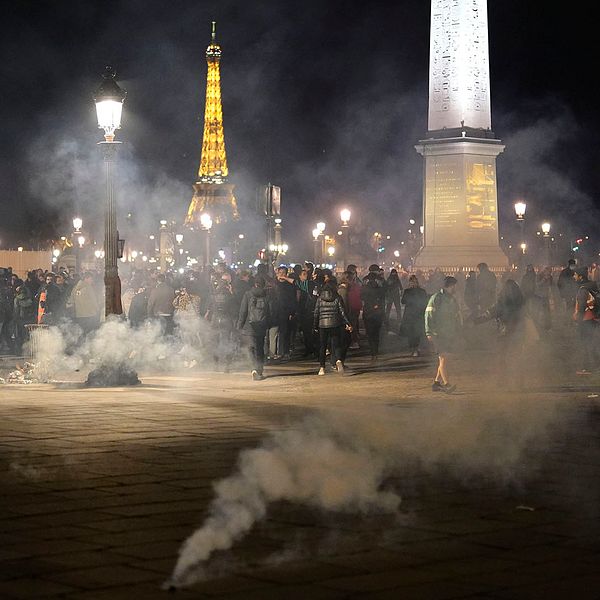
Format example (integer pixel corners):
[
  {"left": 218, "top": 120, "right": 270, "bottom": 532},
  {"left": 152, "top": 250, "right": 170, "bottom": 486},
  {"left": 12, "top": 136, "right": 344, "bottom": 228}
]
[
  {"left": 316, "top": 222, "right": 326, "bottom": 233},
  {"left": 200, "top": 213, "right": 213, "bottom": 266},
  {"left": 541, "top": 222, "right": 551, "bottom": 236},
  {"left": 340, "top": 209, "right": 351, "bottom": 226},
  {"left": 94, "top": 66, "right": 126, "bottom": 316},
  {"left": 73, "top": 217, "right": 83, "bottom": 232}
]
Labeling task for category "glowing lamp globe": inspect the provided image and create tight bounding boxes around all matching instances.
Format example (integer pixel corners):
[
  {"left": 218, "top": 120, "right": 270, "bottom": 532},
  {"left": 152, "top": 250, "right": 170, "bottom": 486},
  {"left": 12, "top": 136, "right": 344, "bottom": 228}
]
[
  {"left": 514, "top": 201, "right": 526, "bottom": 220},
  {"left": 312, "top": 228, "right": 320, "bottom": 240},
  {"left": 541, "top": 222, "right": 551, "bottom": 235},
  {"left": 77, "top": 235, "right": 85, "bottom": 248},
  {"left": 327, "top": 246, "right": 335, "bottom": 257},
  {"left": 316, "top": 222, "right": 326, "bottom": 233},
  {"left": 340, "top": 209, "right": 351, "bottom": 224},
  {"left": 175, "top": 233, "right": 184, "bottom": 244},
  {"left": 94, "top": 67, "right": 126, "bottom": 141},
  {"left": 200, "top": 213, "right": 213, "bottom": 230},
  {"left": 73, "top": 217, "right": 83, "bottom": 231}
]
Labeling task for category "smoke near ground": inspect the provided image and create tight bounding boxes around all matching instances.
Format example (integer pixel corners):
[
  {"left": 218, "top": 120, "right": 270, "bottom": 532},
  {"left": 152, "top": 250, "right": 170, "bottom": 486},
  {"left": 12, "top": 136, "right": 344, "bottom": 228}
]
[{"left": 169, "top": 395, "right": 560, "bottom": 587}]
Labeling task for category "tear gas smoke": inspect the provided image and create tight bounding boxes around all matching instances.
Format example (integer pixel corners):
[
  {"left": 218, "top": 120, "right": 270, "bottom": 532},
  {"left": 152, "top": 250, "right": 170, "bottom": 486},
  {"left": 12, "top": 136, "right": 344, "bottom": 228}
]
[
  {"left": 169, "top": 397, "right": 559, "bottom": 587},
  {"left": 26, "top": 314, "right": 214, "bottom": 382}
]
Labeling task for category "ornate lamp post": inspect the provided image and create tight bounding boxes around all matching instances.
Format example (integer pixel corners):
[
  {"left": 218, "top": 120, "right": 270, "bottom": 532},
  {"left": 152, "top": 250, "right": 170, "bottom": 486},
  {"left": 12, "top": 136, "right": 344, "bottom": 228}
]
[
  {"left": 514, "top": 201, "right": 527, "bottom": 268},
  {"left": 72, "top": 217, "right": 83, "bottom": 274},
  {"left": 94, "top": 66, "right": 126, "bottom": 316},
  {"left": 541, "top": 222, "right": 551, "bottom": 265},
  {"left": 200, "top": 213, "right": 213, "bottom": 266},
  {"left": 316, "top": 222, "right": 326, "bottom": 265},
  {"left": 340, "top": 208, "right": 351, "bottom": 269}
]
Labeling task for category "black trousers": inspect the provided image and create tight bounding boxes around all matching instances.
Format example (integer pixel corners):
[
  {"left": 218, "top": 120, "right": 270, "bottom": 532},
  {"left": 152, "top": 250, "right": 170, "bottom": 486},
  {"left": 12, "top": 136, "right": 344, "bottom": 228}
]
[
  {"left": 319, "top": 327, "right": 341, "bottom": 367},
  {"left": 247, "top": 327, "right": 267, "bottom": 374},
  {"left": 364, "top": 314, "right": 383, "bottom": 357}
]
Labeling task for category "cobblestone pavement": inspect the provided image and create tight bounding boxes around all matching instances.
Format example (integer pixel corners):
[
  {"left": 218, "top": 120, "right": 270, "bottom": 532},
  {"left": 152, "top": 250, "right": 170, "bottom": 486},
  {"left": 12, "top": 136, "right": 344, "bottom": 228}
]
[{"left": 1, "top": 341, "right": 600, "bottom": 599}]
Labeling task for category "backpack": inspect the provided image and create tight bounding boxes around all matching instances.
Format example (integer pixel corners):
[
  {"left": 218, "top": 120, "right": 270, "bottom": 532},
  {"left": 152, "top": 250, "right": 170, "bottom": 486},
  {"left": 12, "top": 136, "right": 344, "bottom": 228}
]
[{"left": 248, "top": 295, "right": 268, "bottom": 325}]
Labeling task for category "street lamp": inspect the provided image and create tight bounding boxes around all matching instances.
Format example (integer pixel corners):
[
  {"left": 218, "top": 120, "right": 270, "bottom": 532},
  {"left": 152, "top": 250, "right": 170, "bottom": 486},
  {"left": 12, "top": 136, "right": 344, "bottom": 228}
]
[
  {"left": 541, "top": 222, "right": 551, "bottom": 265},
  {"left": 73, "top": 217, "right": 82, "bottom": 232},
  {"left": 340, "top": 209, "right": 351, "bottom": 268},
  {"left": 200, "top": 213, "right": 213, "bottom": 266},
  {"left": 95, "top": 66, "right": 126, "bottom": 316},
  {"left": 514, "top": 202, "right": 526, "bottom": 221},
  {"left": 316, "top": 222, "right": 326, "bottom": 234},
  {"left": 520, "top": 243, "right": 527, "bottom": 255}
]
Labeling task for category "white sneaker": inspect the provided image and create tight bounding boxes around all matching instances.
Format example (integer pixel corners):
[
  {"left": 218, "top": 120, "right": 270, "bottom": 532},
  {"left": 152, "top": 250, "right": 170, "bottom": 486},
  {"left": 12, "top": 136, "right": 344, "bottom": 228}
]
[
  {"left": 336, "top": 360, "right": 344, "bottom": 375},
  {"left": 318, "top": 367, "right": 325, "bottom": 376}
]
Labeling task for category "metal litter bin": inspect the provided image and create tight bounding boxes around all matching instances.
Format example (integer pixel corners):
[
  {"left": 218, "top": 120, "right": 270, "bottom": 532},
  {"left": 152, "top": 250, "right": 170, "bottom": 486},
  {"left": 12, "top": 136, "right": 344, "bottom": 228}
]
[{"left": 24, "top": 324, "right": 50, "bottom": 361}]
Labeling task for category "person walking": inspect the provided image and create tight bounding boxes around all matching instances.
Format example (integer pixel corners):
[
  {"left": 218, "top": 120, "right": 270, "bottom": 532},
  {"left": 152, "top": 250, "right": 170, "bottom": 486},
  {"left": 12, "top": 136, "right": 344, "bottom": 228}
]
[
  {"left": 400, "top": 274, "right": 429, "bottom": 357},
  {"left": 425, "top": 276, "right": 461, "bottom": 393},
  {"left": 557, "top": 259, "right": 577, "bottom": 314},
  {"left": 573, "top": 266, "right": 599, "bottom": 375},
  {"left": 147, "top": 274, "right": 176, "bottom": 336},
  {"left": 361, "top": 271, "right": 386, "bottom": 362},
  {"left": 476, "top": 263, "right": 497, "bottom": 312},
  {"left": 385, "top": 268, "right": 403, "bottom": 333},
  {"left": 206, "top": 278, "right": 237, "bottom": 371},
  {"left": 237, "top": 276, "right": 271, "bottom": 380},
  {"left": 313, "top": 281, "right": 352, "bottom": 375},
  {"left": 474, "top": 279, "right": 526, "bottom": 385}
]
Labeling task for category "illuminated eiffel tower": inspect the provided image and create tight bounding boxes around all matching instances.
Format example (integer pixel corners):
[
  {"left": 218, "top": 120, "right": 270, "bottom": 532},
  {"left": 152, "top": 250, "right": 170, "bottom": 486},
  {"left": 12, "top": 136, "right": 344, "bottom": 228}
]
[{"left": 185, "top": 22, "right": 239, "bottom": 227}]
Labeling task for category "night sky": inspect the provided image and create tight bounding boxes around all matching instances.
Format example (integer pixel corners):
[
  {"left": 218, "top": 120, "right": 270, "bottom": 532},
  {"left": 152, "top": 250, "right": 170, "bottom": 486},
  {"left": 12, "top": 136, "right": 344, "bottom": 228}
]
[{"left": 1, "top": 0, "right": 597, "bottom": 257}]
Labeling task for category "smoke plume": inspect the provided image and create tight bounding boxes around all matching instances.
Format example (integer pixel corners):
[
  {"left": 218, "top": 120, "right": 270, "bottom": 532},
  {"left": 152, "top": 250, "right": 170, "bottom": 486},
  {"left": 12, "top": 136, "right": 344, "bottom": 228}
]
[{"left": 169, "top": 396, "right": 559, "bottom": 587}]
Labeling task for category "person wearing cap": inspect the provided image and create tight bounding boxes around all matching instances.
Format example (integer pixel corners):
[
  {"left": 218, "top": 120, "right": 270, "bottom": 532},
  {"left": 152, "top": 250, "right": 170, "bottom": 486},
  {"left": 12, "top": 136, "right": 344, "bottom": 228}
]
[
  {"left": 425, "top": 275, "right": 461, "bottom": 392},
  {"left": 573, "top": 266, "right": 599, "bottom": 375}
]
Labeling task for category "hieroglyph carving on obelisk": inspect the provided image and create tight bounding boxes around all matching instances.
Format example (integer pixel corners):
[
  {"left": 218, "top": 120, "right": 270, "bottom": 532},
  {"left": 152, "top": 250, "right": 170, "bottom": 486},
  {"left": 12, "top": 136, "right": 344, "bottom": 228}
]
[{"left": 414, "top": 0, "right": 507, "bottom": 269}]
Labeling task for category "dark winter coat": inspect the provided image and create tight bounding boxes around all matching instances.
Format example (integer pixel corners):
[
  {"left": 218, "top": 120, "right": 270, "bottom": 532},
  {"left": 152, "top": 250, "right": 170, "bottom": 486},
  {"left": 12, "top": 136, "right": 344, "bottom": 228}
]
[
  {"left": 313, "top": 287, "right": 350, "bottom": 329},
  {"left": 400, "top": 286, "right": 429, "bottom": 339},
  {"left": 361, "top": 279, "right": 386, "bottom": 319},
  {"left": 13, "top": 287, "right": 35, "bottom": 323},
  {"left": 147, "top": 282, "right": 175, "bottom": 316},
  {"left": 237, "top": 287, "right": 271, "bottom": 334}
]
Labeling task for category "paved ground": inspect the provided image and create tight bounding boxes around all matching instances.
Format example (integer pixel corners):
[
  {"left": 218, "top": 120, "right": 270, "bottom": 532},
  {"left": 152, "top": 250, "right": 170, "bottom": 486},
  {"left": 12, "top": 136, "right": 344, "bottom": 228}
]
[{"left": 1, "top": 332, "right": 600, "bottom": 599}]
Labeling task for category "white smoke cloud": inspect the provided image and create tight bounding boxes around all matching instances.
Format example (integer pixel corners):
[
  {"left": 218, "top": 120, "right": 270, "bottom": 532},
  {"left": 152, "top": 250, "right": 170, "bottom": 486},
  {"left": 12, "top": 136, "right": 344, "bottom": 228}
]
[{"left": 169, "top": 396, "right": 558, "bottom": 587}]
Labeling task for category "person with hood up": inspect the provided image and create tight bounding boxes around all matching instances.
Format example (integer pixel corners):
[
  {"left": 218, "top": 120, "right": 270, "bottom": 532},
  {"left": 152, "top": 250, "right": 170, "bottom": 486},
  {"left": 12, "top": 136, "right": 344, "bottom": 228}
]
[
  {"left": 313, "top": 281, "right": 352, "bottom": 376},
  {"left": 237, "top": 276, "right": 271, "bottom": 380}
]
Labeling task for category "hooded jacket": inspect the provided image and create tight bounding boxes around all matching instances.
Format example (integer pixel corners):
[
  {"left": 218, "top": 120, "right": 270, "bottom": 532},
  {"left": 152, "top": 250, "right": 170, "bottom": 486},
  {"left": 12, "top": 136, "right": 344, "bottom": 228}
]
[
  {"left": 237, "top": 287, "right": 271, "bottom": 334},
  {"left": 313, "top": 286, "right": 350, "bottom": 330}
]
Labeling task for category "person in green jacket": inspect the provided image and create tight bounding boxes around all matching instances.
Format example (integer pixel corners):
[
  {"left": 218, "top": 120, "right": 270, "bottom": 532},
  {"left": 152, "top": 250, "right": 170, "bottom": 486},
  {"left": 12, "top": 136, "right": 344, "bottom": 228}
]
[{"left": 425, "top": 276, "right": 461, "bottom": 393}]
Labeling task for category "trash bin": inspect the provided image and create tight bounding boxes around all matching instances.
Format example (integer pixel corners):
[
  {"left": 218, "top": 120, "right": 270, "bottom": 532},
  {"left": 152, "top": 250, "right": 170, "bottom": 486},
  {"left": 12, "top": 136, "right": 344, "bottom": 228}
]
[{"left": 24, "top": 324, "right": 50, "bottom": 361}]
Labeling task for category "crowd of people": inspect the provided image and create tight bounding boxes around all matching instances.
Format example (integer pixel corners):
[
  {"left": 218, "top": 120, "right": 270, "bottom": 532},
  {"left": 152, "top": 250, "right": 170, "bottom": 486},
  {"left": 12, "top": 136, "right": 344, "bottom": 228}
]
[{"left": 1, "top": 257, "right": 598, "bottom": 385}]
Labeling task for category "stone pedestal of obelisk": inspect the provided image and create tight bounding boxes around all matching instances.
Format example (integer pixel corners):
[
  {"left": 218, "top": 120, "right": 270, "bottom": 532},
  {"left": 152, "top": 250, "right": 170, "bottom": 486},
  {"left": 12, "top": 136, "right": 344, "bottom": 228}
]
[{"left": 414, "top": 0, "right": 508, "bottom": 270}]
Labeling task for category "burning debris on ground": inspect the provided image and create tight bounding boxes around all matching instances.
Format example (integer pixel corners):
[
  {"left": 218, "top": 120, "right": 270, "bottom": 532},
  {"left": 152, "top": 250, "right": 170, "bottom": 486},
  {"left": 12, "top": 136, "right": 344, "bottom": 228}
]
[{"left": 1, "top": 362, "right": 39, "bottom": 385}]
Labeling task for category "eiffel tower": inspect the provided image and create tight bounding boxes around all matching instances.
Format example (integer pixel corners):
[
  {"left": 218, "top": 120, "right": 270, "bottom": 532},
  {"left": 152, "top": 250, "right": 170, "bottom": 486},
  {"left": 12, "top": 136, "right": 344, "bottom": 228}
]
[{"left": 185, "top": 22, "right": 239, "bottom": 227}]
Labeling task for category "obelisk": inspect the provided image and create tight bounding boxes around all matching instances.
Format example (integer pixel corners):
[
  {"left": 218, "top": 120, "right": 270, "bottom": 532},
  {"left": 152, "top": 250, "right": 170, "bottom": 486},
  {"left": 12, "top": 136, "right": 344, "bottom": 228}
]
[{"left": 414, "top": 0, "right": 508, "bottom": 269}]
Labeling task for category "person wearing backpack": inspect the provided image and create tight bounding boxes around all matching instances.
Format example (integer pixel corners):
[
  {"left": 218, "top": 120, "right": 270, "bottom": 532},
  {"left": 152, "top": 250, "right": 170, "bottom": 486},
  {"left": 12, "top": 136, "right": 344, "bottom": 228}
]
[
  {"left": 237, "top": 276, "right": 271, "bottom": 380},
  {"left": 573, "top": 266, "right": 599, "bottom": 375}
]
